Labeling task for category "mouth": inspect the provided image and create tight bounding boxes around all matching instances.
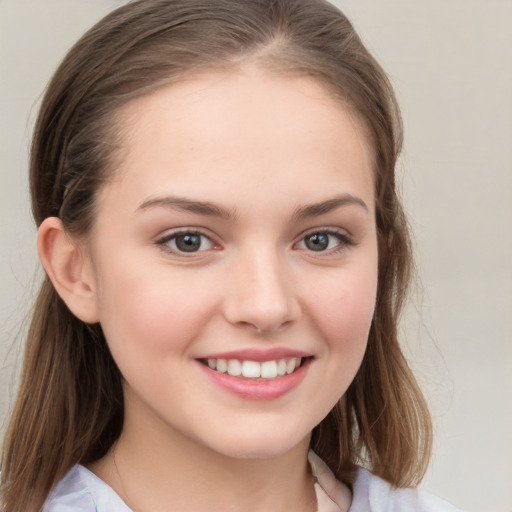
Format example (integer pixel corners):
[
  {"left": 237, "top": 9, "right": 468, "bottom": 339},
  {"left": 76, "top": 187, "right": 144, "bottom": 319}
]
[
  {"left": 197, "top": 352, "right": 313, "bottom": 399},
  {"left": 199, "top": 357, "right": 310, "bottom": 380}
]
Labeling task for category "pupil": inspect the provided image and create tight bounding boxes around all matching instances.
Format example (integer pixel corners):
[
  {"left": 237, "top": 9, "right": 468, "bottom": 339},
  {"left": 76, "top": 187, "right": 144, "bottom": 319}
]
[
  {"left": 176, "top": 234, "right": 201, "bottom": 252},
  {"left": 305, "top": 233, "right": 328, "bottom": 251}
]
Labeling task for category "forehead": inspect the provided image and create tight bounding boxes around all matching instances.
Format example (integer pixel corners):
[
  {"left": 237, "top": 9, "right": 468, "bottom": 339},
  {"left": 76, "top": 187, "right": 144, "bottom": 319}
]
[{"left": 101, "top": 67, "right": 375, "bottom": 214}]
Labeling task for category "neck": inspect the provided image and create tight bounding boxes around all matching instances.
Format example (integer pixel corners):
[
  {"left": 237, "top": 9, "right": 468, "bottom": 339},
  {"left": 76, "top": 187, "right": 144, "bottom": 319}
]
[{"left": 89, "top": 402, "right": 316, "bottom": 512}]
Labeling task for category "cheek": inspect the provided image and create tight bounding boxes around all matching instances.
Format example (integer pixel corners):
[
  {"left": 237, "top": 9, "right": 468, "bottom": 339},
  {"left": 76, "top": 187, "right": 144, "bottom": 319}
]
[
  {"left": 308, "top": 261, "right": 378, "bottom": 355},
  {"left": 299, "top": 261, "right": 378, "bottom": 421},
  {"left": 94, "top": 264, "right": 215, "bottom": 361}
]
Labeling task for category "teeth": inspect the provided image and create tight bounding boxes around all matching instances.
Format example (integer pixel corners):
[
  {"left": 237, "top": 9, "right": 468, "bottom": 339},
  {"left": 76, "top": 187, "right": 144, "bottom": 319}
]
[
  {"left": 206, "top": 357, "right": 303, "bottom": 379},
  {"left": 286, "top": 358, "right": 297, "bottom": 374},
  {"left": 227, "top": 359, "right": 242, "bottom": 376},
  {"left": 277, "top": 359, "right": 287, "bottom": 376},
  {"left": 242, "top": 360, "right": 260, "bottom": 378},
  {"left": 216, "top": 359, "right": 227, "bottom": 373},
  {"left": 261, "top": 360, "right": 277, "bottom": 379}
]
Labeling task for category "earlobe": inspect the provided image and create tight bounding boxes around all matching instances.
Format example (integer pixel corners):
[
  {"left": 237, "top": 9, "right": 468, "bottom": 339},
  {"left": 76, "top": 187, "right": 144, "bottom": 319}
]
[{"left": 37, "top": 217, "right": 99, "bottom": 323}]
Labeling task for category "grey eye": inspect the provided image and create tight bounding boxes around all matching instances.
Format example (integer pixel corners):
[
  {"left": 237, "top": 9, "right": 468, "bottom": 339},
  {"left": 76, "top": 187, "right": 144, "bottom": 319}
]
[
  {"left": 165, "top": 233, "right": 214, "bottom": 253},
  {"left": 304, "top": 233, "right": 330, "bottom": 251},
  {"left": 297, "top": 231, "right": 350, "bottom": 252},
  {"left": 175, "top": 234, "right": 201, "bottom": 252}
]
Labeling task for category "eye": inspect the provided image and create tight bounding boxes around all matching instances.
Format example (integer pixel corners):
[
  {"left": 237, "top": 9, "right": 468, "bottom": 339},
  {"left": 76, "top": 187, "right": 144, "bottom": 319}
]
[
  {"left": 297, "top": 230, "right": 353, "bottom": 252},
  {"left": 157, "top": 231, "right": 215, "bottom": 253}
]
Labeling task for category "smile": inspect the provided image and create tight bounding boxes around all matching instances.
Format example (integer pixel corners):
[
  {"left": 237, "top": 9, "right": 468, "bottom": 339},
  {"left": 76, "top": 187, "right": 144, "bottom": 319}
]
[
  {"left": 203, "top": 357, "right": 302, "bottom": 379},
  {"left": 197, "top": 349, "right": 313, "bottom": 399}
]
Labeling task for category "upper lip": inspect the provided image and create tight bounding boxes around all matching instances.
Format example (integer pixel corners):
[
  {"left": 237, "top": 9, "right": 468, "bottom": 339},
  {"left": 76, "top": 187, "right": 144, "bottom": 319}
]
[{"left": 196, "top": 348, "right": 313, "bottom": 362}]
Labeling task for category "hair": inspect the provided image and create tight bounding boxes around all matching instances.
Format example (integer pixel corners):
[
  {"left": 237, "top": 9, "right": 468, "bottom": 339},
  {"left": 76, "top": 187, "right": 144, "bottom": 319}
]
[{"left": 1, "top": 1, "right": 432, "bottom": 510}]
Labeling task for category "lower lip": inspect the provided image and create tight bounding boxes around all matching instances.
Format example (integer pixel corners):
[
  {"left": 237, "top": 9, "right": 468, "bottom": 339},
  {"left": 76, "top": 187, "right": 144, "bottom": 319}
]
[{"left": 197, "top": 359, "right": 311, "bottom": 400}]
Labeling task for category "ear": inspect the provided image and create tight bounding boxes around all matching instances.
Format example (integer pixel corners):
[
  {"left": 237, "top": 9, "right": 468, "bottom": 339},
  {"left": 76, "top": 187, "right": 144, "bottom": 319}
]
[{"left": 37, "top": 217, "right": 100, "bottom": 323}]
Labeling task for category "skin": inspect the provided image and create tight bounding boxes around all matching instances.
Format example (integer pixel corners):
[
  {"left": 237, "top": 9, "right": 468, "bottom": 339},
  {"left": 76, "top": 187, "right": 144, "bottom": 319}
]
[{"left": 40, "top": 66, "right": 378, "bottom": 512}]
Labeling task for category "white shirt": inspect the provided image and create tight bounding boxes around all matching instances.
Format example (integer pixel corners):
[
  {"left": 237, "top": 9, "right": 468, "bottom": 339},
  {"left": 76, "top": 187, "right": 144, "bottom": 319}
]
[{"left": 43, "top": 451, "right": 461, "bottom": 512}]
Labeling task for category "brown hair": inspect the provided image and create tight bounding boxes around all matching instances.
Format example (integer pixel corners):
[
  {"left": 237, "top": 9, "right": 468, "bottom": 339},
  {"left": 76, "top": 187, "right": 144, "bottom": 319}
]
[{"left": 1, "top": 1, "right": 431, "bottom": 510}]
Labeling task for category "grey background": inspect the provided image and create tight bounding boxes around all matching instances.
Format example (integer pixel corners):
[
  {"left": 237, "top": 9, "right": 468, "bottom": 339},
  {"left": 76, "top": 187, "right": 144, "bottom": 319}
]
[{"left": 1, "top": 1, "right": 511, "bottom": 510}]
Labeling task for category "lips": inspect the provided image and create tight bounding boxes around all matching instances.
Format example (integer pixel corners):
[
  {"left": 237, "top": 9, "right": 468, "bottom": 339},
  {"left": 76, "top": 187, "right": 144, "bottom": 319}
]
[{"left": 196, "top": 349, "right": 313, "bottom": 400}]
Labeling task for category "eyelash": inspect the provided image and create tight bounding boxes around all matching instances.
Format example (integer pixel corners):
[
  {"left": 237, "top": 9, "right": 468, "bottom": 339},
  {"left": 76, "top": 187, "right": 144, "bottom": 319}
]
[
  {"left": 155, "top": 228, "right": 355, "bottom": 256},
  {"left": 295, "top": 228, "right": 356, "bottom": 254},
  {"left": 156, "top": 229, "right": 218, "bottom": 255}
]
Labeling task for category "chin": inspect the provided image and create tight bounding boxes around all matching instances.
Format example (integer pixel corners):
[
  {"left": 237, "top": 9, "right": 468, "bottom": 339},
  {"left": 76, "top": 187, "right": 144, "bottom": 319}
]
[{"left": 205, "top": 430, "right": 311, "bottom": 461}]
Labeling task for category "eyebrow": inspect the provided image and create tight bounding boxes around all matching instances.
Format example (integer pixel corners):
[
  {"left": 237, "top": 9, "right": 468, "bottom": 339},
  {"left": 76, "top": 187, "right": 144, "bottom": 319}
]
[
  {"left": 292, "top": 194, "right": 369, "bottom": 221},
  {"left": 136, "top": 196, "right": 237, "bottom": 220},
  {"left": 136, "top": 193, "right": 368, "bottom": 222}
]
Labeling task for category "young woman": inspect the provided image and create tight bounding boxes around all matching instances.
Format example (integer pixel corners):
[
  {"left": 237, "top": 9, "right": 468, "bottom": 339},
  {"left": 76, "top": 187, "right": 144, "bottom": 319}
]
[{"left": 1, "top": 1, "right": 460, "bottom": 511}]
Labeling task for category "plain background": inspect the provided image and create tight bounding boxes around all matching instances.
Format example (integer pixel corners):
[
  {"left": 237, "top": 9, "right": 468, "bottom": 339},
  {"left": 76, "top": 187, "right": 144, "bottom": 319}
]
[{"left": 1, "top": 1, "right": 511, "bottom": 511}]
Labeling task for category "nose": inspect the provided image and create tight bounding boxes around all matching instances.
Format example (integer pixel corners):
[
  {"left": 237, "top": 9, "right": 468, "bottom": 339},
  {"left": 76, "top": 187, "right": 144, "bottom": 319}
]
[{"left": 222, "top": 249, "right": 301, "bottom": 334}]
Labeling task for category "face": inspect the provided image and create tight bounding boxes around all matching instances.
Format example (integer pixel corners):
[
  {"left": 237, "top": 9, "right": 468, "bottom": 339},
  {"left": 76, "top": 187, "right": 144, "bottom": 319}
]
[{"left": 86, "top": 67, "right": 378, "bottom": 460}]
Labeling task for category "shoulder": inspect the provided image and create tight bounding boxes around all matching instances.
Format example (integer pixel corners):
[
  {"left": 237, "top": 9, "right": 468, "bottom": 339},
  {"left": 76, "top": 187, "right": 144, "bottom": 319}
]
[
  {"left": 350, "top": 468, "right": 462, "bottom": 512},
  {"left": 43, "top": 465, "right": 131, "bottom": 512}
]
